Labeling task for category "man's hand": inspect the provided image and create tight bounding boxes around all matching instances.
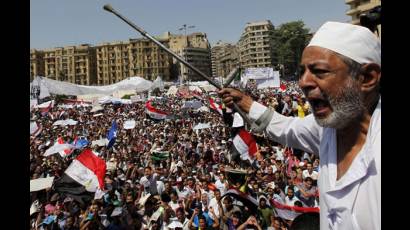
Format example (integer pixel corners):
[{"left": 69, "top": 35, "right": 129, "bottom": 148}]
[
  {"left": 193, "top": 208, "right": 199, "bottom": 216},
  {"left": 246, "top": 216, "right": 257, "bottom": 225},
  {"left": 218, "top": 88, "right": 254, "bottom": 113}
]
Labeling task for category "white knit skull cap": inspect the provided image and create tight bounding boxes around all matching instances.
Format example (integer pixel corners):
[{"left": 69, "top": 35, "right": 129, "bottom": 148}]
[{"left": 307, "top": 21, "right": 381, "bottom": 66}]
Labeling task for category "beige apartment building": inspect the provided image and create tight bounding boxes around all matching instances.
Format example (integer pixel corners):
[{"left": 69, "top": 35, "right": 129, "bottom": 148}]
[
  {"left": 168, "top": 32, "right": 212, "bottom": 81},
  {"left": 238, "top": 20, "right": 275, "bottom": 69},
  {"left": 95, "top": 38, "right": 174, "bottom": 85},
  {"left": 211, "top": 41, "right": 239, "bottom": 79},
  {"left": 31, "top": 32, "right": 211, "bottom": 85},
  {"left": 42, "top": 44, "right": 97, "bottom": 85},
  {"left": 128, "top": 38, "right": 174, "bottom": 81},
  {"left": 211, "top": 43, "right": 223, "bottom": 78},
  {"left": 345, "top": 0, "right": 381, "bottom": 25},
  {"left": 95, "top": 41, "right": 129, "bottom": 85},
  {"left": 30, "top": 49, "right": 45, "bottom": 81}
]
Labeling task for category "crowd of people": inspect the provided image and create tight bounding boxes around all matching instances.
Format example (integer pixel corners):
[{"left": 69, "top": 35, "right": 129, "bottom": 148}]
[{"left": 30, "top": 80, "right": 320, "bottom": 230}]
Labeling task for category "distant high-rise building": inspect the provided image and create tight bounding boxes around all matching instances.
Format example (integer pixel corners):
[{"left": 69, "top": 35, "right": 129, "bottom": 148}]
[
  {"left": 238, "top": 20, "right": 275, "bottom": 69},
  {"left": 211, "top": 41, "right": 239, "bottom": 79}
]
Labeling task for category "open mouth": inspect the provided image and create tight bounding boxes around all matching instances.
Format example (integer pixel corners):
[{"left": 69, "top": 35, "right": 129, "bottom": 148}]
[{"left": 309, "top": 98, "right": 331, "bottom": 117}]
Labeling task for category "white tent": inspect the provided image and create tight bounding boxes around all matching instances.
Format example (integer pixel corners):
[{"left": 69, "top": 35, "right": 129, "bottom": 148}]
[
  {"left": 30, "top": 76, "right": 153, "bottom": 96},
  {"left": 112, "top": 90, "right": 136, "bottom": 99},
  {"left": 151, "top": 76, "right": 165, "bottom": 91}
]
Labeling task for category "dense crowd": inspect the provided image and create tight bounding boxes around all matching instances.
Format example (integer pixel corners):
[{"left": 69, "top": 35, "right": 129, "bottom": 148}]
[{"left": 30, "top": 81, "right": 320, "bottom": 230}]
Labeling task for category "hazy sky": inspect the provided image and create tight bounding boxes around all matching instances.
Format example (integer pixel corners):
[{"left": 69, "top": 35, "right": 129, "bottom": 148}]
[{"left": 30, "top": 0, "right": 350, "bottom": 49}]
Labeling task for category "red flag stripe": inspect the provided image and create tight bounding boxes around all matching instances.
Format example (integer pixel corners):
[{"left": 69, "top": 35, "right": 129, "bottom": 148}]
[
  {"left": 145, "top": 100, "right": 168, "bottom": 115},
  {"left": 76, "top": 149, "right": 106, "bottom": 189},
  {"left": 238, "top": 129, "right": 258, "bottom": 156},
  {"left": 270, "top": 199, "right": 320, "bottom": 213},
  {"left": 209, "top": 98, "right": 222, "bottom": 115}
]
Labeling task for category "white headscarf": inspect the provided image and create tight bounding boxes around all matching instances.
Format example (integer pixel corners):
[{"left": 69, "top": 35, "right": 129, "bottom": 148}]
[{"left": 308, "top": 21, "right": 381, "bottom": 66}]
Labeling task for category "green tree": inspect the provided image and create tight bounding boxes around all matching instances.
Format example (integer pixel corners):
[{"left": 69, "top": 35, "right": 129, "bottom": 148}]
[{"left": 272, "top": 21, "right": 311, "bottom": 79}]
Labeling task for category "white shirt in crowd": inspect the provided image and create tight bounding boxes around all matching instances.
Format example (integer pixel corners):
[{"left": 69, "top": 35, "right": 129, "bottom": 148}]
[
  {"left": 285, "top": 195, "right": 300, "bottom": 206},
  {"left": 302, "top": 170, "right": 319, "bottom": 180},
  {"left": 208, "top": 197, "right": 220, "bottom": 219},
  {"left": 214, "top": 179, "right": 227, "bottom": 194},
  {"left": 174, "top": 186, "right": 190, "bottom": 200},
  {"left": 249, "top": 98, "right": 381, "bottom": 230},
  {"left": 169, "top": 200, "right": 180, "bottom": 213},
  {"left": 273, "top": 147, "right": 285, "bottom": 161}
]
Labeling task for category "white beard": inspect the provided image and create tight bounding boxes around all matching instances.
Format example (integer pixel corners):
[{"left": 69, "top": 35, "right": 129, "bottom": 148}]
[{"left": 315, "top": 79, "right": 365, "bottom": 129}]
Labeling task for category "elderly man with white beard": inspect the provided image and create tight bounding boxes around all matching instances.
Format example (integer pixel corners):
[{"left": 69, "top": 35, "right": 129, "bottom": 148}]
[{"left": 219, "top": 22, "right": 381, "bottom": 230}]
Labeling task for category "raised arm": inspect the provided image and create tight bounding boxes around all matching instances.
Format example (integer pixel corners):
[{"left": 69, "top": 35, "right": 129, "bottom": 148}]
[{"left": 219, "top": 88, "right": 322, "bottom": 155}]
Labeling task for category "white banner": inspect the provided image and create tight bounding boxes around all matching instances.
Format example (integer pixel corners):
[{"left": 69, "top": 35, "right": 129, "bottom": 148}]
[
  {"left": 182, "top": 100, "right": 202, "bottom": 109},
  {"left": 53, "top": 119, "right": 78, "bottom": 127},
  {"left": 30, "top": 177, "right": 55, "bottom": 192},
  {"left": 256, "top": 72, "right": 280, "bottom": 89},
  {"left": 193, "top": 123, "right": 211, "bottom": 130},
  {"left": 243, "top": 67, "right": 275, "bottom": 80},
  {"left": 241, "top": 68, "right": 280, "bottom": 88},
  {"left": 124, "top": 120, "right": 136, "bottom": 130},
  {"left": 91, "top": 138, "right": 109, "bottom": 147}
]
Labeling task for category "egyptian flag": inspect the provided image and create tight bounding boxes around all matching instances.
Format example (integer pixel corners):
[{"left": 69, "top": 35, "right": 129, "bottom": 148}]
[
  {"left": 232, "top": 129, "right": 258, "bottom": 162},
  {"left": 53, "top": 149, "right": 106, "bottom": 205},
  {"left": 270, "top": 199, "right": 319, "bottom": 221},
  {"left": 209, "top": 97, "right": 222, "bottom": 115},
  {"left": 145, "top": 100, "right": 168, "bottom": 120},
  {"left": 40, "top": 101, "right": 53, "bottom": 116},
  {"left": 220, "top": 188, "right": 258, "bottom": 214}
]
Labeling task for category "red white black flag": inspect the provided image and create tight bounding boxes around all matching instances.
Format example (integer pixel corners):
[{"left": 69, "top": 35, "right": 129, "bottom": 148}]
[
  {"left": 270, "top": 199, "right": 320, "bottom": 220},
  {"left": 145, "top": 100, "right": 168, "bottom": 120},
  {"left": 53, "top": 149, "right": 106, "bottom": 204},
  {"left": 232, "top": 129, "right": 258, "bottom": 162}
]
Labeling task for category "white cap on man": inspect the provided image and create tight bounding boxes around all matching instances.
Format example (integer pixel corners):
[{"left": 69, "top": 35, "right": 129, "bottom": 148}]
[{"left": 307, "top": 21, "right": 381, "bottom": 66}]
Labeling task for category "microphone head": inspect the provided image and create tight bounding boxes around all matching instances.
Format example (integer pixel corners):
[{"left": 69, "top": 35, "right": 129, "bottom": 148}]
[{"left": 103, "top": 4, "right": 114, "bottom": 13}]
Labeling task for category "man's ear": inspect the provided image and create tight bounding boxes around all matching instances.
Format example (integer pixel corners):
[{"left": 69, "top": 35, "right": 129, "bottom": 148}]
[{"left": 359, "top": 63, "right": 381, "bottom": 93}]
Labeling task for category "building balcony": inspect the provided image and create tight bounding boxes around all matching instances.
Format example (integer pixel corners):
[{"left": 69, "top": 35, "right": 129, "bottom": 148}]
[
  {"left": 358, "top": 2, "right": 380, "bottom": 12},
  {"left": 346, "top": 8, "right": 360, "bottom": 16},
  {"left": 345, "top": 0, "right": 358, "bottom": 4}
]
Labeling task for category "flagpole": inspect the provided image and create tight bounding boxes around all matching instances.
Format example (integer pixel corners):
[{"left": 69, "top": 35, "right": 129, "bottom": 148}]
[{"left": 103, "top": 4, "right": 253, "bottom": 128}]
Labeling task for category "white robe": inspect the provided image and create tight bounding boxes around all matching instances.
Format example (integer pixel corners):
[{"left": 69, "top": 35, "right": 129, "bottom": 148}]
[{"left": 249, "top": 98, "right": 381, "bottom": 230}]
